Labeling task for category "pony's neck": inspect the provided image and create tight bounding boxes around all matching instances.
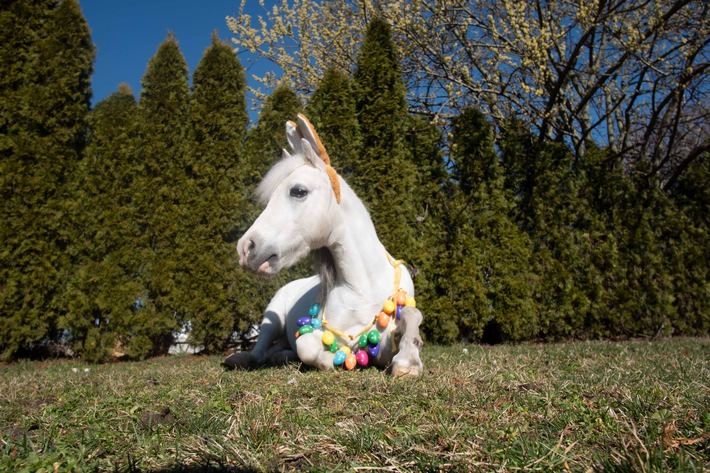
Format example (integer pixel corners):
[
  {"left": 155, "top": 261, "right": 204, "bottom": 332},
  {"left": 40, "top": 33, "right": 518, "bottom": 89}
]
[{"left": 322, "top": 184, "right": 394, "bottom": 307}]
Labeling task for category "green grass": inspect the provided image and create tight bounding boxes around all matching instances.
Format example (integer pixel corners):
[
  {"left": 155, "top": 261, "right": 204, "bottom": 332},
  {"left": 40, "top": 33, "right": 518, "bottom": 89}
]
[{"left": 1, "top": 339, "right": 708, "bottom": 472}]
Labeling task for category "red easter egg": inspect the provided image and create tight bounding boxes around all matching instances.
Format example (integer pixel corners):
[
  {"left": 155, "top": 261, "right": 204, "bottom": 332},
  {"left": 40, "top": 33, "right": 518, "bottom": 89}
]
[{"left": 356, "top": 350, "right": 369, "bottom": 367}]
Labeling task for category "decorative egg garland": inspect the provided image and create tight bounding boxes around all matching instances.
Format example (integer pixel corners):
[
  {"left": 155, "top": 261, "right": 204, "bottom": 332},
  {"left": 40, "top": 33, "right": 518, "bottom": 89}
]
[{"left": 294, "top": 289, "right": 416, "bottom": 370}]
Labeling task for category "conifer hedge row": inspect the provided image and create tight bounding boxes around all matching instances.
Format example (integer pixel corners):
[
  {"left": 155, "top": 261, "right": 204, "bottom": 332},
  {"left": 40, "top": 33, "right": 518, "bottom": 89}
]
[{"left": 1, "top": 6, "right": 708, "bottom": 361}]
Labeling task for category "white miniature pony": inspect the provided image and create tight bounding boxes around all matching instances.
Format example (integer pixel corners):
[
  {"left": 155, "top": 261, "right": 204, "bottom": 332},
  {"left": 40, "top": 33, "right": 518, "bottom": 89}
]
[{"left": 223, "top": 115, "right": 424, "bottom": 377}]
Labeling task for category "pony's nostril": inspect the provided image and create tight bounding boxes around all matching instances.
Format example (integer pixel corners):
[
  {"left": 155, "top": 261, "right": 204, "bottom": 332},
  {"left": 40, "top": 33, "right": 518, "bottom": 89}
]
[{"left": 242, "top": 239, "right": 256, "bottom": 262}]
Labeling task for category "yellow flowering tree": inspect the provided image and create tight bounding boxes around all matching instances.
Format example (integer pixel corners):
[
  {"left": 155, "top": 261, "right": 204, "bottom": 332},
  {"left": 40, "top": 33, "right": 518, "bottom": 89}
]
[{"left": 228, "top": 0, "right": 708, "bottom": 186}]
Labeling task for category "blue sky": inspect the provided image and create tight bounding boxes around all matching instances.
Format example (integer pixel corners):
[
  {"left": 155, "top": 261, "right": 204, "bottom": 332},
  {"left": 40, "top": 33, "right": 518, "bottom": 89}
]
[{"left": 81, "top": 1, "right": 270, "bottom": 109}]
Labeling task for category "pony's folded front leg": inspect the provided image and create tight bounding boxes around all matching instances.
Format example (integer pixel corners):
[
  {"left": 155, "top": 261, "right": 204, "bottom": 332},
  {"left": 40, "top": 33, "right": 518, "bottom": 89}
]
[
  {"left": 296, "top": 332, "right": 335, "bottom": 371},
  {"left": 391, "top": 306, "right": 424, "bottom": 378},
  {"left": 222, "top": 309, "right": 285, "bottom": 370}
]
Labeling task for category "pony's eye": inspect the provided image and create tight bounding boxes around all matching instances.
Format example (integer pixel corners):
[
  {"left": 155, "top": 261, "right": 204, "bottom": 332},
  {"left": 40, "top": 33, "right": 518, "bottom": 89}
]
[{"left": 289, "top": 186, "right": 308, "bottom": 200}]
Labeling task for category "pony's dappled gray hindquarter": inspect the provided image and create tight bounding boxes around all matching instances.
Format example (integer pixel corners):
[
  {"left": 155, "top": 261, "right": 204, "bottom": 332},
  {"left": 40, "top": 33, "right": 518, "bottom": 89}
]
[{"left": 223, "top": 114, "right": 423, "bottom": 377}]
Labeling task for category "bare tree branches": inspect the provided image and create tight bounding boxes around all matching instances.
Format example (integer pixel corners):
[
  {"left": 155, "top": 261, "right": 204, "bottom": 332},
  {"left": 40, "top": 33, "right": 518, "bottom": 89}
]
[{"left": 227, "top": 0, "right": 709, "bottom": 186}]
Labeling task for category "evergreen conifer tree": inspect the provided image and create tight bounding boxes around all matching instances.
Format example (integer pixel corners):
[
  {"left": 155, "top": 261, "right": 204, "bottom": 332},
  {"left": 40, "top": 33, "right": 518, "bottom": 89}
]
[
  {"left": 63, "top": 85, "right": 142, "bottom": 362},
  {"left": 427, "top": 108, "right": 536, "bottom": 343},
  {"left": 132, "top": 34, "right": 191, "bottom": 358},
  {"left": 499, "top": 123, "right": 592, "bottom": 339},
  {"left": 243, "top": 85, "right": 302, "bottom": 187},
  {"left": 185, "top": 34, "right": 249, "bottom": 353},
  {"left": 305, "top": 68, "right": 360, "bottom": 175},
  {"left": 611, "top": 184, "right": 677, "bottom": 338},
  {"left": 666, "top": 156, "right": 710, "bottom": 335},
  {"left": 0, "top": 0, "right": 94, "bottom": 359},
  {"left": 573, "top": 142, "right": 628, "bottom": 338},
  {"left": 351, "top": 17, "right": 424, "bottom": 292},
  {"left": 401, "top": 114, "right": 447, "bottom": 335}
]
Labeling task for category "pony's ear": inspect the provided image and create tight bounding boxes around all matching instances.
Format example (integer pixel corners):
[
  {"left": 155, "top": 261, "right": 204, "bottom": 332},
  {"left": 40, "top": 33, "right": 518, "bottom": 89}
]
[
  {"left": 296, "top": 114, "right": 331, "bottom": 166},
  {"left": 291, "top": 114, "right": 342, "bottom": 204},
  {"left": 286, "top": 120, "right": 303, "bottom": 155},
  {"left": 301, "top": 139, "right": 327, "bottom": 172}
]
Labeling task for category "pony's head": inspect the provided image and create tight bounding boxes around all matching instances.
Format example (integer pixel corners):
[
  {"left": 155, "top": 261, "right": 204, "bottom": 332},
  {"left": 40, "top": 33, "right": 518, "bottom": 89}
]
[{"left": 237, "top": 115, "right": 342, "bottom": 276}]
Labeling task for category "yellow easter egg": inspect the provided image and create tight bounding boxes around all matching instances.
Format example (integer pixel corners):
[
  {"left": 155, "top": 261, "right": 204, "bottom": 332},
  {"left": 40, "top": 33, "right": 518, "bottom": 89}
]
[
  {"left": 405, "top": 296, "right": 416, "bottom": 307},
  {"left": 383, "top": 299, "right": 396, "bottom": 315},
  {"left": 321, "top": 331, "right": 335, "bottom": 346},
  {"left": 339, "top": 346, "right": 351, "bottom": 356}
]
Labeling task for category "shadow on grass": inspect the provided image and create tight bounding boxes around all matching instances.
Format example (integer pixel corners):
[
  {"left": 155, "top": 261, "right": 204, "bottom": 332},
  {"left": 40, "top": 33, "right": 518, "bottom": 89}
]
[{"left": 143, "top": 465, "right": 261, "bottom": 473}]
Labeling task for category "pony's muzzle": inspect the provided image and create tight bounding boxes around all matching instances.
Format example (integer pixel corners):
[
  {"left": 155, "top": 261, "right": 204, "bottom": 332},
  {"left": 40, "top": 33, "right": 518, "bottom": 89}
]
[{"left": 238, "top": 234, "right": 277, "bottom": 275}]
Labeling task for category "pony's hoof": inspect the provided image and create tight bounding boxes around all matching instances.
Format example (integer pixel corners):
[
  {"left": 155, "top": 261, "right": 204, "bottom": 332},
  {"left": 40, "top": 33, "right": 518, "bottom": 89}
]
[
  {"left": 391, "top": 362, "right": 423, "bottom": 378},
  {"left": 221, "top": 351, "right": 255, "bottom": 370}
]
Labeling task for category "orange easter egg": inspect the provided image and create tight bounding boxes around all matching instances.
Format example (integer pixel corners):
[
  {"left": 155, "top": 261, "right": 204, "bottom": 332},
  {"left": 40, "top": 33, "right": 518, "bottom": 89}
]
[
  {"left": 344, "top": 353, "right": 357, "bottom": 370},
  {"left": 377, "top": 312, "right": 391, "bottom": 328},
  {"left": 395, "top": 290, "right": 407, "bottom": 306}
]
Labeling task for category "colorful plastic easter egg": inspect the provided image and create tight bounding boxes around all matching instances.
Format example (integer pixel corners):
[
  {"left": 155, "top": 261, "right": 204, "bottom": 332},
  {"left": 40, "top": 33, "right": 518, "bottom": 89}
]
[
  {"left": 383, "top": 299, "right": 396, "bottom": 315},
  {"left": 339, "top": 346, "right": 351, "bottom": 356},
  {"left": 297, "top": 316, "right": 311, "bottom": 327},
  {"left": 367, "top": 330, "right": 380, "bottom": 345},
  {"left": 333, "top": 350, "right": 346, "bottom": 366},
  {"left": 358, "top": 333, "right": 369, "bottom": 349},
  {"left": 395, "top": 290, "right": 407, "bottom": 306},
  {"left": 367, "top": 343, "right": 380, "bottom": 358},
  {"left": 321, "top": 331, "right": 335, "bottom": 346},
  {"left": 377, "top": 312, "right": 390, "bottom": 328},
  {"left": 344, "top": 353, "right": 357, "bottom": 370},
  {"left": 311, "top": 318, "right": 322, "bottom": 329},
  {"left": 396, "top": 305, "right": 402, "bottom": 320},
  {"left": 405, "top": 296, "right": 416, "bottom": 307},
  {"left": 295, "top": 330, "right": 300, "bottom": 339},
  {"left": 356, "top": 349, "right": 369, "bottom": 367},
  {"left": 298, "top": 324, "right": 314, "bottom": 335},
  {"left": 329, "top": 342, "right": 338, "bottom": 353}
]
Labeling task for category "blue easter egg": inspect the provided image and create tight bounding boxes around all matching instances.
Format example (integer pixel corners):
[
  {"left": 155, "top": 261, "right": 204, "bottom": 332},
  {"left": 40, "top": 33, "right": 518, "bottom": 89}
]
[
  {"left": 311, "top": 318, "right": 322, "bottom": 329},
  {"left": 396, "top": 305, "right": 402, "bottom": 320},
  {"left": 297, "top": 316, "right": 311, "bottom": 327},
  {"left": 309, "top": 304, "right": 320, "bottom": 317},
  {"left": 333, "top": 350, "right": 346, "bottom": 366}
]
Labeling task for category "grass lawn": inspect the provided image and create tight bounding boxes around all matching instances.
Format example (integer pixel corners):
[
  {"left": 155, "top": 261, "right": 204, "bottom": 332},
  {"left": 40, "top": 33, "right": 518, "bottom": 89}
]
[{"left": 1, "top": 339, "right": 708, "bottom": 472}]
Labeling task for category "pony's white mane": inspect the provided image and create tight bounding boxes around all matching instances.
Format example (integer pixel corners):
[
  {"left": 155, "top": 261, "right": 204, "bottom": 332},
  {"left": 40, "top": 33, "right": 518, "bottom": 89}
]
[{"left": 255, "top": 154, "right": 309, "bottom": 205}]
